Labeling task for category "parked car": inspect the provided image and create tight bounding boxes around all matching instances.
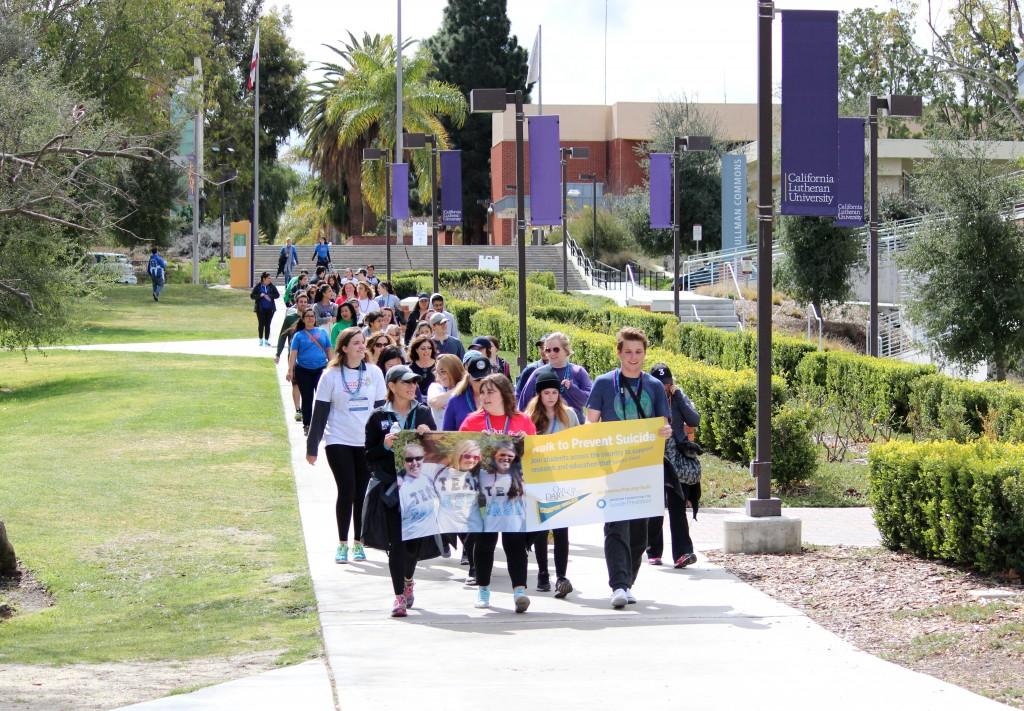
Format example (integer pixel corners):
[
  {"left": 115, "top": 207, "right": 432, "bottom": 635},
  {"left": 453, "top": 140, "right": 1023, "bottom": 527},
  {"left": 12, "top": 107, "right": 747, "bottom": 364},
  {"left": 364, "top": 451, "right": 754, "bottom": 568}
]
[{"left": 88, "top": 252, "right": 137, "bottom": 285}]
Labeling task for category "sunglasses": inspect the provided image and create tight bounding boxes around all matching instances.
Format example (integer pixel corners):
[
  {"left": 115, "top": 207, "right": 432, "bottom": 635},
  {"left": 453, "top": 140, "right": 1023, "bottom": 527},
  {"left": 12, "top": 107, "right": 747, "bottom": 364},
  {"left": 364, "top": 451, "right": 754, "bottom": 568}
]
[
  {"left": 543, "top": 346, "right": 562, "bottom": 354},
  {"left": 404, "top": 455, "right": 425, "bottom": 463},
  {"left": 372, "top": 343, "right": 387, "bottom": 349}
]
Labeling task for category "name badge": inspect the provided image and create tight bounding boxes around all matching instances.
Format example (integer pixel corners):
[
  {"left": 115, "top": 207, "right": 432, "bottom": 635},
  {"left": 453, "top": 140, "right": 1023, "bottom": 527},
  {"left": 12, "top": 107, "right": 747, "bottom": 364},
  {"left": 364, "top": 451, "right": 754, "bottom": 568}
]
[{"left": 349, "top": 396, "right": 369, "bottom": 413}]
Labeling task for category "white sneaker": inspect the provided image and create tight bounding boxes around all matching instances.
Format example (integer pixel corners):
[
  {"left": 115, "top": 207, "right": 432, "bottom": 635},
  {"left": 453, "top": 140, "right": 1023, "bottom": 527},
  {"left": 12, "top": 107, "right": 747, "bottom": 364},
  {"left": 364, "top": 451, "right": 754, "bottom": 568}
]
[
  {"left": 610, "top": 588, "right": 628, "bottom": 609},
  {"left": 625, "top": 588, "right": 637, "bottom": 604}
]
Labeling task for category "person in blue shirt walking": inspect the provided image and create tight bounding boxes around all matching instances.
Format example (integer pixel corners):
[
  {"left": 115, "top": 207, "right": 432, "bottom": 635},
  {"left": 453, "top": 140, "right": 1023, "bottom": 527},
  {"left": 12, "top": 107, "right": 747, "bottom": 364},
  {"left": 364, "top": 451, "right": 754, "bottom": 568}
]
[
  {"left": 278, "top": 238, "right": 299, "bottom": 283},
  {"left": 585, "top": 327, "right": 672, "bottom": 609},
  {"left": 287, "top": 308, "right": 334, "bottom": 434},
  {"left": 312, "top": 237, "right": 331, "bottom": 270},
  {"left": 147, "top": 247, "right": 167, "bottom": 302}
]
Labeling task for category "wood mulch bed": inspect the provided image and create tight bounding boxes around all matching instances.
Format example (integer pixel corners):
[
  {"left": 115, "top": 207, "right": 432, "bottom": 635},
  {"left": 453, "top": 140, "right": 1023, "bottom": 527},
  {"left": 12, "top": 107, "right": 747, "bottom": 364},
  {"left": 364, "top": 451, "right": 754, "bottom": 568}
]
[{"left": 706, "top": 546, "right": 1024, "bottom": 708}]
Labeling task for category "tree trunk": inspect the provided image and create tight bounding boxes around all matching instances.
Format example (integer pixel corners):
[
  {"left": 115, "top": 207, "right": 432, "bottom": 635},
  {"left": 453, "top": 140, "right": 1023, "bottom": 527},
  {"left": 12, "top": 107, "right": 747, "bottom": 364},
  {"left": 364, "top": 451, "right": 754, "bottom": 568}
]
[
  {"left": 0, "top": 521, "right": 16, "bottom": 576},
  {"left": 994, "top": 356, "right": 1008, "bottom": 382}
]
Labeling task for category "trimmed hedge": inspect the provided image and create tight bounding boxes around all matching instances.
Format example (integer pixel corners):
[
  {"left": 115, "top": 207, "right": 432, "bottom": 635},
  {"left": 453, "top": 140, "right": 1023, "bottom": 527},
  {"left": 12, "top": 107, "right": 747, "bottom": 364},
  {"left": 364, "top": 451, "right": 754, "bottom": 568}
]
[
  {"left": 662, "top": 321, "right": 818, "bottom": 383},
  {"left": 795, "top": 351, "right": 934, "bottom": 428},
  {"left": 532, "top": 305, "right": 678, "bottom": 342},
  {"left": 390, "top": 269, "right": 556, "bottom": 298},
  {"left": 909, "top": 374, "right": 1024, "bottom": 442},
  {"left": 446, "top": 299, "right": 483, "bottom": 337},
  {"left": 869, "top": 441, "right": 1024, "bottom": 576},
  {"left": 470, "top": 307, "right": 815, "bottom": 480}
]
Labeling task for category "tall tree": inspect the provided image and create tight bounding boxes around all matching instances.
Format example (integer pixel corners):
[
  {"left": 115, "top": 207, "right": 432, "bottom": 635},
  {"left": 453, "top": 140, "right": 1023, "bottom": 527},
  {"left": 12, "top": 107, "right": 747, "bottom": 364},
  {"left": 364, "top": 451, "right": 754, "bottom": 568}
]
[
  {"left": 304, "top": 33, "right": 466, "bottom": 236},
  {"left": 902, "top": 141, "right": 1024, "bottom": 380},
  {"left": 775, "top": 217, "right": 865, "bottom": 318},
  {"left": 838, "top": 2, "right": 935, "bottom": 137},
  {"left": 424, "top": 0, "right": 530, "bottom": 244}
]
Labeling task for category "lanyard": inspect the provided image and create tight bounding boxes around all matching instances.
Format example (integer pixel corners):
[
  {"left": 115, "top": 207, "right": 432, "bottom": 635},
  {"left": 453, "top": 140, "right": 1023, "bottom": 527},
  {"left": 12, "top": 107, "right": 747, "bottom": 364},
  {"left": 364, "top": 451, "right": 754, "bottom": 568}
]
[
  {"left": 392, "top": 406, "right": 417, "bottom": 430},
  {"left": 464, "top": 390, "right": 476, "bottom": 412},
  {"left": 553, "top": 363, "right": 571, "bottom": 389},
  {"left": 341, "top": 362, "right": 366, "bottom": 397},
  {"left": 484, "top": 413, "right": 512, "bottom": 434},
  {"left": 614, "top": 369, "right": 647, "bottom": 420}
]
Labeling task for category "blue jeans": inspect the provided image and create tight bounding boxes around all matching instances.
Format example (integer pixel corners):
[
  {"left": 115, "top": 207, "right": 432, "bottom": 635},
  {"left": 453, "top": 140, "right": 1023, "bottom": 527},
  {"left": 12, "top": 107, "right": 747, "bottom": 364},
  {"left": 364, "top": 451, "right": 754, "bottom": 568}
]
[
  {"left": 151, "top": 275, "right": 165, "bottom": 298},
  {"left": 283, "top": 264, "right": 294, "bottom": 284}
]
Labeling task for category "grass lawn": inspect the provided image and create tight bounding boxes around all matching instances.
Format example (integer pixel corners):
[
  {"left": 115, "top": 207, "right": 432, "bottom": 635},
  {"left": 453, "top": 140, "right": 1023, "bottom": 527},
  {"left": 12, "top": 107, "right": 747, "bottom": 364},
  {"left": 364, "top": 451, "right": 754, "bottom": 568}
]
[
  {"left": 0, "top": 349, "right": 320, "bottom": 665},
  {"left": 69, "top": 285, "right": 255, "bottom": 345},
  {"left": 701, "top": 455, "right": 871, "bottom": 508}
]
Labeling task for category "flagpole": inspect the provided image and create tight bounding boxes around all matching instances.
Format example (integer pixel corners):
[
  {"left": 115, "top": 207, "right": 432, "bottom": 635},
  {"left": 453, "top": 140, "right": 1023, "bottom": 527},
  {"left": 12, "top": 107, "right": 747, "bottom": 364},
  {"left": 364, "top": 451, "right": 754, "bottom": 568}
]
[{"left": 253, "top": 28, "right": 260, "bottom": 287}]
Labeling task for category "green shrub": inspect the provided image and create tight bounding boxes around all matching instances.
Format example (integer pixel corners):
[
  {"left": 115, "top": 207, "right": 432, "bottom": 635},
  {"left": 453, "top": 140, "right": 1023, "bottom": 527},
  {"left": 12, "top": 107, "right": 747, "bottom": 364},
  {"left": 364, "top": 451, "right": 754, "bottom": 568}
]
[
  {"left": 526, "top": 272, "right": 557, "bottom": 290},
  {"left": 745, "top": 404, "right": 819, "bottom": 486},
  {"left": 908, "top": 374, "right": 1024, "bottom": 442},
  {"left": 869, "top": 440, "right": 1024, "bottom": 576},
  {"left": 662, "top": 321, "right": 817, "bottom": 383},
  {"left": 469, "top": 307, "right": 815, "bottom": 482},
  {"left": 795, "top": 351, "right": 934, "bottom": 430},
  {"left": 389, "top": 269, "right": 558, "bottom": 298},
  {"left": 446, "top": 298, "right": 483, "bottom": 338},
  {"left": 532, "top": 305, "right": 678, "bottom": 342}
]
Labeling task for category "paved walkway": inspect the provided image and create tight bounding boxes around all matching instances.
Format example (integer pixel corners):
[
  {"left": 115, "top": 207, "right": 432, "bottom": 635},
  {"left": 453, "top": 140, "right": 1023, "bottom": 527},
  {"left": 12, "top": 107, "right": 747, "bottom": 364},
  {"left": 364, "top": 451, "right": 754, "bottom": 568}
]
[{"left": 92, "top": 320, "right": 1005, "bottom": 710}]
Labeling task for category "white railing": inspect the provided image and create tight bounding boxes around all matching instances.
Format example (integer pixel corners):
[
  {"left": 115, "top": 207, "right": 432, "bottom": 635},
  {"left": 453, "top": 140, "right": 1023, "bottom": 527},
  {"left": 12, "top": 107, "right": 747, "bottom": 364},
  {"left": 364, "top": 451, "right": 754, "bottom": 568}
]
[
  {"left": 691, "top": 304, "right": 702, "bottom": 323},
  {"left": 806, "top": 303, "right": 823, "bottom": 351},
  {"left": 565, "top": 230, "right": 627, "bottom": 289}
]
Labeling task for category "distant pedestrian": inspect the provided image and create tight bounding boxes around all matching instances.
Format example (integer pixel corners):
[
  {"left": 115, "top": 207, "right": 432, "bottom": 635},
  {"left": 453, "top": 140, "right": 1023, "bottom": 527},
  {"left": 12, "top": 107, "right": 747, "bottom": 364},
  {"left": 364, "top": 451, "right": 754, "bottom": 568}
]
[
  {"left": 430, "top": 313, "right": 464, "bottom": 359},
  {"left": 312, "top": 237, "right": 332, "bottom": 270},
  {"left": 250, "top": 271, "right": 280, "bottom": 347},
  {"left": 147, "top": 246, "right": 167, "bottom": 302},
  {"left": 514, "top": 335, "right": 550, "bottom": 398},
  {"left": 279, "top": 238, "right": 298, "bottom": 282},
  {"left": 430, "top": 293, "right": 459, "bottom": 338}
]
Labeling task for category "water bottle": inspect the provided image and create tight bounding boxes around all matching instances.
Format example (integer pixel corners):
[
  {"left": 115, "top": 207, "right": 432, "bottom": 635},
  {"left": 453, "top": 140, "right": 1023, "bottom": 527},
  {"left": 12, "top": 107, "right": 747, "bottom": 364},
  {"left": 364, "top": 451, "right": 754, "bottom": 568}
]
[{"left": 390, "top": 421, "right": 402, "bottom": 436}]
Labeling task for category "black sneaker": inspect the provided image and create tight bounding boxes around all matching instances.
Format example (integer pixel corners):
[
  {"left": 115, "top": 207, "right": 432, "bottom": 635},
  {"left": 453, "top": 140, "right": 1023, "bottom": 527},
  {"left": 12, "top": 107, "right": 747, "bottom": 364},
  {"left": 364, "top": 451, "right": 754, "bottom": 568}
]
[
  {"left": 536, "top": 572, "right": 551, "bottom": 592},
  {"left": 554, "top": 577, "right": 573, "bottom": 599},
  {"left": 674, "top": 553, "right": 698, "bottom": 569}
]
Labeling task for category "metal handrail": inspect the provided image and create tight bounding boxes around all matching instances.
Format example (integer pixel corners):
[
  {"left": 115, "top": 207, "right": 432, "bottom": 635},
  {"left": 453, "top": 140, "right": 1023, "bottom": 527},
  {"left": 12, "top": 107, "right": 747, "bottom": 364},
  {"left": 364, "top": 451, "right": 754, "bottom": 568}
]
[
  {"left": 691, "top": 304, "right": 702, "bottom": 323},
  {"left": 807, "top": 303, "right": 823, "bottom": 351},
  {"left": 726, "top": 262, "right": 744, "bottom": 301}
]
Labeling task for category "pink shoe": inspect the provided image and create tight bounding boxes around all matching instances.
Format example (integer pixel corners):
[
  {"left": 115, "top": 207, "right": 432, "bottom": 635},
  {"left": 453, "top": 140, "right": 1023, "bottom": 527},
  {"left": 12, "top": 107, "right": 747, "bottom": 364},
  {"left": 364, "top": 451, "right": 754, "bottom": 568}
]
[
  {"left": 674, "top": 553, "right": 698, "bottom": 568},
  {"left": 648, "top": 557, "right": 663, "bottom": 566},
  {"left": 391, "top": 595, "right": 407, "bottom": 618},
  {"left": 403, "top": 579, "right": 416, "bottom": 609}
]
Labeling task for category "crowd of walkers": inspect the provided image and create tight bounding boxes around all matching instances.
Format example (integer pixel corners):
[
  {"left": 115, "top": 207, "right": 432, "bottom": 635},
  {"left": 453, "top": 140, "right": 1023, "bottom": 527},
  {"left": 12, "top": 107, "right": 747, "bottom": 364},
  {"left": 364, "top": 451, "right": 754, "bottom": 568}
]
[{"left": 262, "top": 262, "right": 703, "bottom": 618}]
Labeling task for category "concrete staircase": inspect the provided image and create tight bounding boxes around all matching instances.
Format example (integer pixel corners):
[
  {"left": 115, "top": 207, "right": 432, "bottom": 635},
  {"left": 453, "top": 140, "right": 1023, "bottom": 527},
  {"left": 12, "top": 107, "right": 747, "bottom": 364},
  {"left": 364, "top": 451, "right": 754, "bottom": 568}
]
[
  {"left": 254, "top": 245, "right": 590, "bottom": 291},
  {"left": 635, "top": 293, "right": 742, "bottom": 332}
]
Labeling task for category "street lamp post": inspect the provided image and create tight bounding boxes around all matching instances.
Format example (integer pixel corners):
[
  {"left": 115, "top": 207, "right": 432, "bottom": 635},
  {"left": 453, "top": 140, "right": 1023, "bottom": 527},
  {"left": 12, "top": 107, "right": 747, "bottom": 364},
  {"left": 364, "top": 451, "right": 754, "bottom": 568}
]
[
  {"left": 671, "top": 135, "right": 712, "bottom": 319},
  {"left": 471, "top": 88, "right": 528, "bottom": 368},
  {"left": 560, "top": 146, "right": 590, "bottom": 294},
  {"left": 867, "top": 94, "right": 922, "bottom": 357},
  {"left": 361, "top": 148, "right": 394, "bottom": 281}
]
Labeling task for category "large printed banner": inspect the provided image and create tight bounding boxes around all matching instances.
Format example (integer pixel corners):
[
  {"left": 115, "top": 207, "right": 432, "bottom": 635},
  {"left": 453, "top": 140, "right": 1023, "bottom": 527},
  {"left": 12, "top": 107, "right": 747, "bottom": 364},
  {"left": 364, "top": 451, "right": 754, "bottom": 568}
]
[
  {"left": 527, "top": 115, "right": 562, "bottom": 225},
  {"left": 720, "top": 154, "right": 747, "bottom": 253},
  {"left": 780, "top": 10, "right": 839, "bottom": 217},
  {"left": 440, "top": 150, "right": 463, "bottom": 226},
  {"left": 395, "top": 420, "right": 665, "bottom": 540},
  {"left": 835, "top": 118, "right": 866, "bottom": 227},
  {"left": 649, "top": 153, "right": 672, "bottom": 229},
  {"left": 391, "top": 162, "right": 410, "bottom": 220}
]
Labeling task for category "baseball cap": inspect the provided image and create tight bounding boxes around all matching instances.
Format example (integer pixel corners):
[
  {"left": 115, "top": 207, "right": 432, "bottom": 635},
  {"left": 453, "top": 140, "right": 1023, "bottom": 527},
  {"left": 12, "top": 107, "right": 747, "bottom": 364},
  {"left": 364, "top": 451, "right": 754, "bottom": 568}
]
[
  {"left": 385, "top": 364, "right": 422, "bottom": 385},
  {"left": 534, "top": 366, "right": 562, "bottom": 394},
  {"left": 429, "top": 312, "right": 448, "bottom": 326},
  {"left": 463, "top": 351, "right": 492, "bottom": 379},
  {"left": 417, "top": 292, "right": 430, "bottom": 300},
  {"left": 469, "top": 336, "right": 492, "bottom": 351},
  {"left": 535, "top": 333, "right": 550, "bottom": 347},
  {"left": 649, "top": 363, "right": 673, "bottom": 384}
]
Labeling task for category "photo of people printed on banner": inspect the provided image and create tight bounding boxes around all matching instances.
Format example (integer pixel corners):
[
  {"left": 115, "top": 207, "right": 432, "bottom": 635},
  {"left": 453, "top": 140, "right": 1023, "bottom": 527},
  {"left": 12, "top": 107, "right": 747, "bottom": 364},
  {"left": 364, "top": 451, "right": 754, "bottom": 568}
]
[{"left": 393, "top": 432, "right": 528, "bottom": 540}]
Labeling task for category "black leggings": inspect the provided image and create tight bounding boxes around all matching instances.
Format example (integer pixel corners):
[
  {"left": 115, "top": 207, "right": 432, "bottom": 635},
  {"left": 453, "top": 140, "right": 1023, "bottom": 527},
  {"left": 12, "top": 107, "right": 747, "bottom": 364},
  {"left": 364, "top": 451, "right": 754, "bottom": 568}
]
[
  {"left": 325, "top": 444, "right": 370, "bottom": 541},
  {"left": 533, "top": 528, "right": 569, "bottom": 579},
  {"left": 474, "top": 532, "right": 529, "bottom": 588},
  {"left": 256, "top": 309, "right": 273, "bottom": 340},
  {"left": 385, "top": 506, "right": 421, "bottom": 595},
  {"left": 647, "top": 487, "right": 694, "bottom": 560},
  {"left": 292, "top": 365, "right": 323, "bottom": 427}
]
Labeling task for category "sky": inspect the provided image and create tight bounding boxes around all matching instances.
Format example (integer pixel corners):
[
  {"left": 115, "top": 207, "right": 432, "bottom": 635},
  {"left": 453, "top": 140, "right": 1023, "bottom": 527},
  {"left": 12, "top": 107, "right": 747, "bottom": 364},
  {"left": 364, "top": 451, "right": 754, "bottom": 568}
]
[{"left": 274, "top": 0, "right": 945, "bottom": 106}]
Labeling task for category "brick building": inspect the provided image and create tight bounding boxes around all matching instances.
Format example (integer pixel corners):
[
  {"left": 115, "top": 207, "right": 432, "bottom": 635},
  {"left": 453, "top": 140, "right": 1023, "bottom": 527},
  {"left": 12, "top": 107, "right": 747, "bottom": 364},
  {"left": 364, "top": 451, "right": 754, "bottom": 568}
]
[{"left": 487, "top": 102, "right": 767, "bottom": 244}]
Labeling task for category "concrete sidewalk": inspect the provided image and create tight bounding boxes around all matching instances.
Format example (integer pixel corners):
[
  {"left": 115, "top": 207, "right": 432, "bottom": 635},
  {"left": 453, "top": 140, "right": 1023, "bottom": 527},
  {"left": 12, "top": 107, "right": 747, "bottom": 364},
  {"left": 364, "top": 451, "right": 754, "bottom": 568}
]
[{"left": 272, "top": 357, "right": 1008, "bottom": 711}]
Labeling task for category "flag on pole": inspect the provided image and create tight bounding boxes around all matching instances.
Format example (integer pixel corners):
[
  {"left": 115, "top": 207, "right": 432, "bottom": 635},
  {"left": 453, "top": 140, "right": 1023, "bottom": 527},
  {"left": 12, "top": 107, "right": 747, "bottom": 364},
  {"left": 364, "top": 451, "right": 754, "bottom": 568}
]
[
  {"left": 527, "top": 27, "right": 541, "bottom": 85},
  {"left": 247, "top": 26, "right": 260, "bottom": 91}
]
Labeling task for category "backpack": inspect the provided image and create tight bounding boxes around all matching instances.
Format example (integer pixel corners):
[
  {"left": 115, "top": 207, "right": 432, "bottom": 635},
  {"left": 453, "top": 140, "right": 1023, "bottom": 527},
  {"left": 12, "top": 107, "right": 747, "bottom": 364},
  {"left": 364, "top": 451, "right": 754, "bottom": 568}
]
[{"left": 147, "top": 255, "right": 165, "bottom": 281}]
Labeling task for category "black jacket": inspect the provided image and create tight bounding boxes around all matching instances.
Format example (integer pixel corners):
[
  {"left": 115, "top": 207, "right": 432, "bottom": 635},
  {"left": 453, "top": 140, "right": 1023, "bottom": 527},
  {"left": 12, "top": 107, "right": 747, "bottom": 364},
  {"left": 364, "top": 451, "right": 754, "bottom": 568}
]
[
  {"left": 250, "top": 282, "right": 280, "bottom": 313},
  {"left": 364, "top": 403, "right": 436, "bottom": 487},
  {"left": 665, "top": 388, "right": 701, "bottom": 496}
]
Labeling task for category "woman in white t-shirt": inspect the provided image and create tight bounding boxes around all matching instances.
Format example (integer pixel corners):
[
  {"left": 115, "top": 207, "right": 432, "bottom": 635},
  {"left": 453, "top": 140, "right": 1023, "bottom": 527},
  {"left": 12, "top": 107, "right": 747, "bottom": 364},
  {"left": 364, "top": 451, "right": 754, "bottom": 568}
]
[
  {"left": 427, "top": 354, "right": 466, "bottom": 427},
  {"left": 305, "top": 327, "right": 387, "bottom": 565},
  {"left": 355, "top": 282, "right": 380, "bottom": 318}
]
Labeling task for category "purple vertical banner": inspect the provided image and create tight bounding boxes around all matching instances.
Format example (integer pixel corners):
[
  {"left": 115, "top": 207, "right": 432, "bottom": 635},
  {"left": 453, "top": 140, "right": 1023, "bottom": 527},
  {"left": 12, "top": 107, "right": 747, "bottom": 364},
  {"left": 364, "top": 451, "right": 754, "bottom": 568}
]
[
  {"left": 835, "top": 118, "right": 866, "bottom": 227},
  {"left": 527, "top": 115, "right": 561, "bottom": 225},
  {"left": 649, "top": 153, "right": 672, "bottom": 229},
  {"left": 391, "top": 162, "right": 409, "bottom": 220},
  {"left": 780, "top": 10, "right": 839, "bottom": 217},
  {"left": 440, "top": 150, "right": 463, "bottom": 226}
]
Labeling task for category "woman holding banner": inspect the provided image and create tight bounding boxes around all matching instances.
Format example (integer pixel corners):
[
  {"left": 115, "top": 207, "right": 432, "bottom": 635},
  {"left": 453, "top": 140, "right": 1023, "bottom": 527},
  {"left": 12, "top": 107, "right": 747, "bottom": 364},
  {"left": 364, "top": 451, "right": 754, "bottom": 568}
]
[
  {"left": 524, "top": 368, "right": 580, "bottom": 598},
  {"left": 364, "top": 364, "right": 436, "bottom": 618},
  {"left": 460, "top": 374, "right": 536, "bottom": 612}
]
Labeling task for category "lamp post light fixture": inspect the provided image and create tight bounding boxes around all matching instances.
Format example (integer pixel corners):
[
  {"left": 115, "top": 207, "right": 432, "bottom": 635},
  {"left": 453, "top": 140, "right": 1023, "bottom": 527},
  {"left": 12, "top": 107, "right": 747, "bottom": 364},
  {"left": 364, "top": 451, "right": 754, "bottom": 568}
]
[
  {"left": 470, "top": 87, "right": 529, "bottom": 368},
  {"left": 209, "top": 145, "right": 236, "bottom": 267},
  {"left": 362, "top": 147, "right": 394, "bottom": 282},
  {"left": 868, "top": 94, "right": 922, "bottom": 357},
  {"left": 671, "top": 136, "right": 712, "bottom": 319},
  {"left": 560, "top": 146, "right": 590, "bottom": 294}
]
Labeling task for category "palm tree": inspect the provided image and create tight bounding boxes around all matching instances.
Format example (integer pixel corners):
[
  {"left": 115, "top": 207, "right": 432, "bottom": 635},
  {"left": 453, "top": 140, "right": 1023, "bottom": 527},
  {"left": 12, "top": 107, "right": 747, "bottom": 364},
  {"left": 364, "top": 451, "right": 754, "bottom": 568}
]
[{"left": 304, "top": 33, "right": 467, "bottom": 236}]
